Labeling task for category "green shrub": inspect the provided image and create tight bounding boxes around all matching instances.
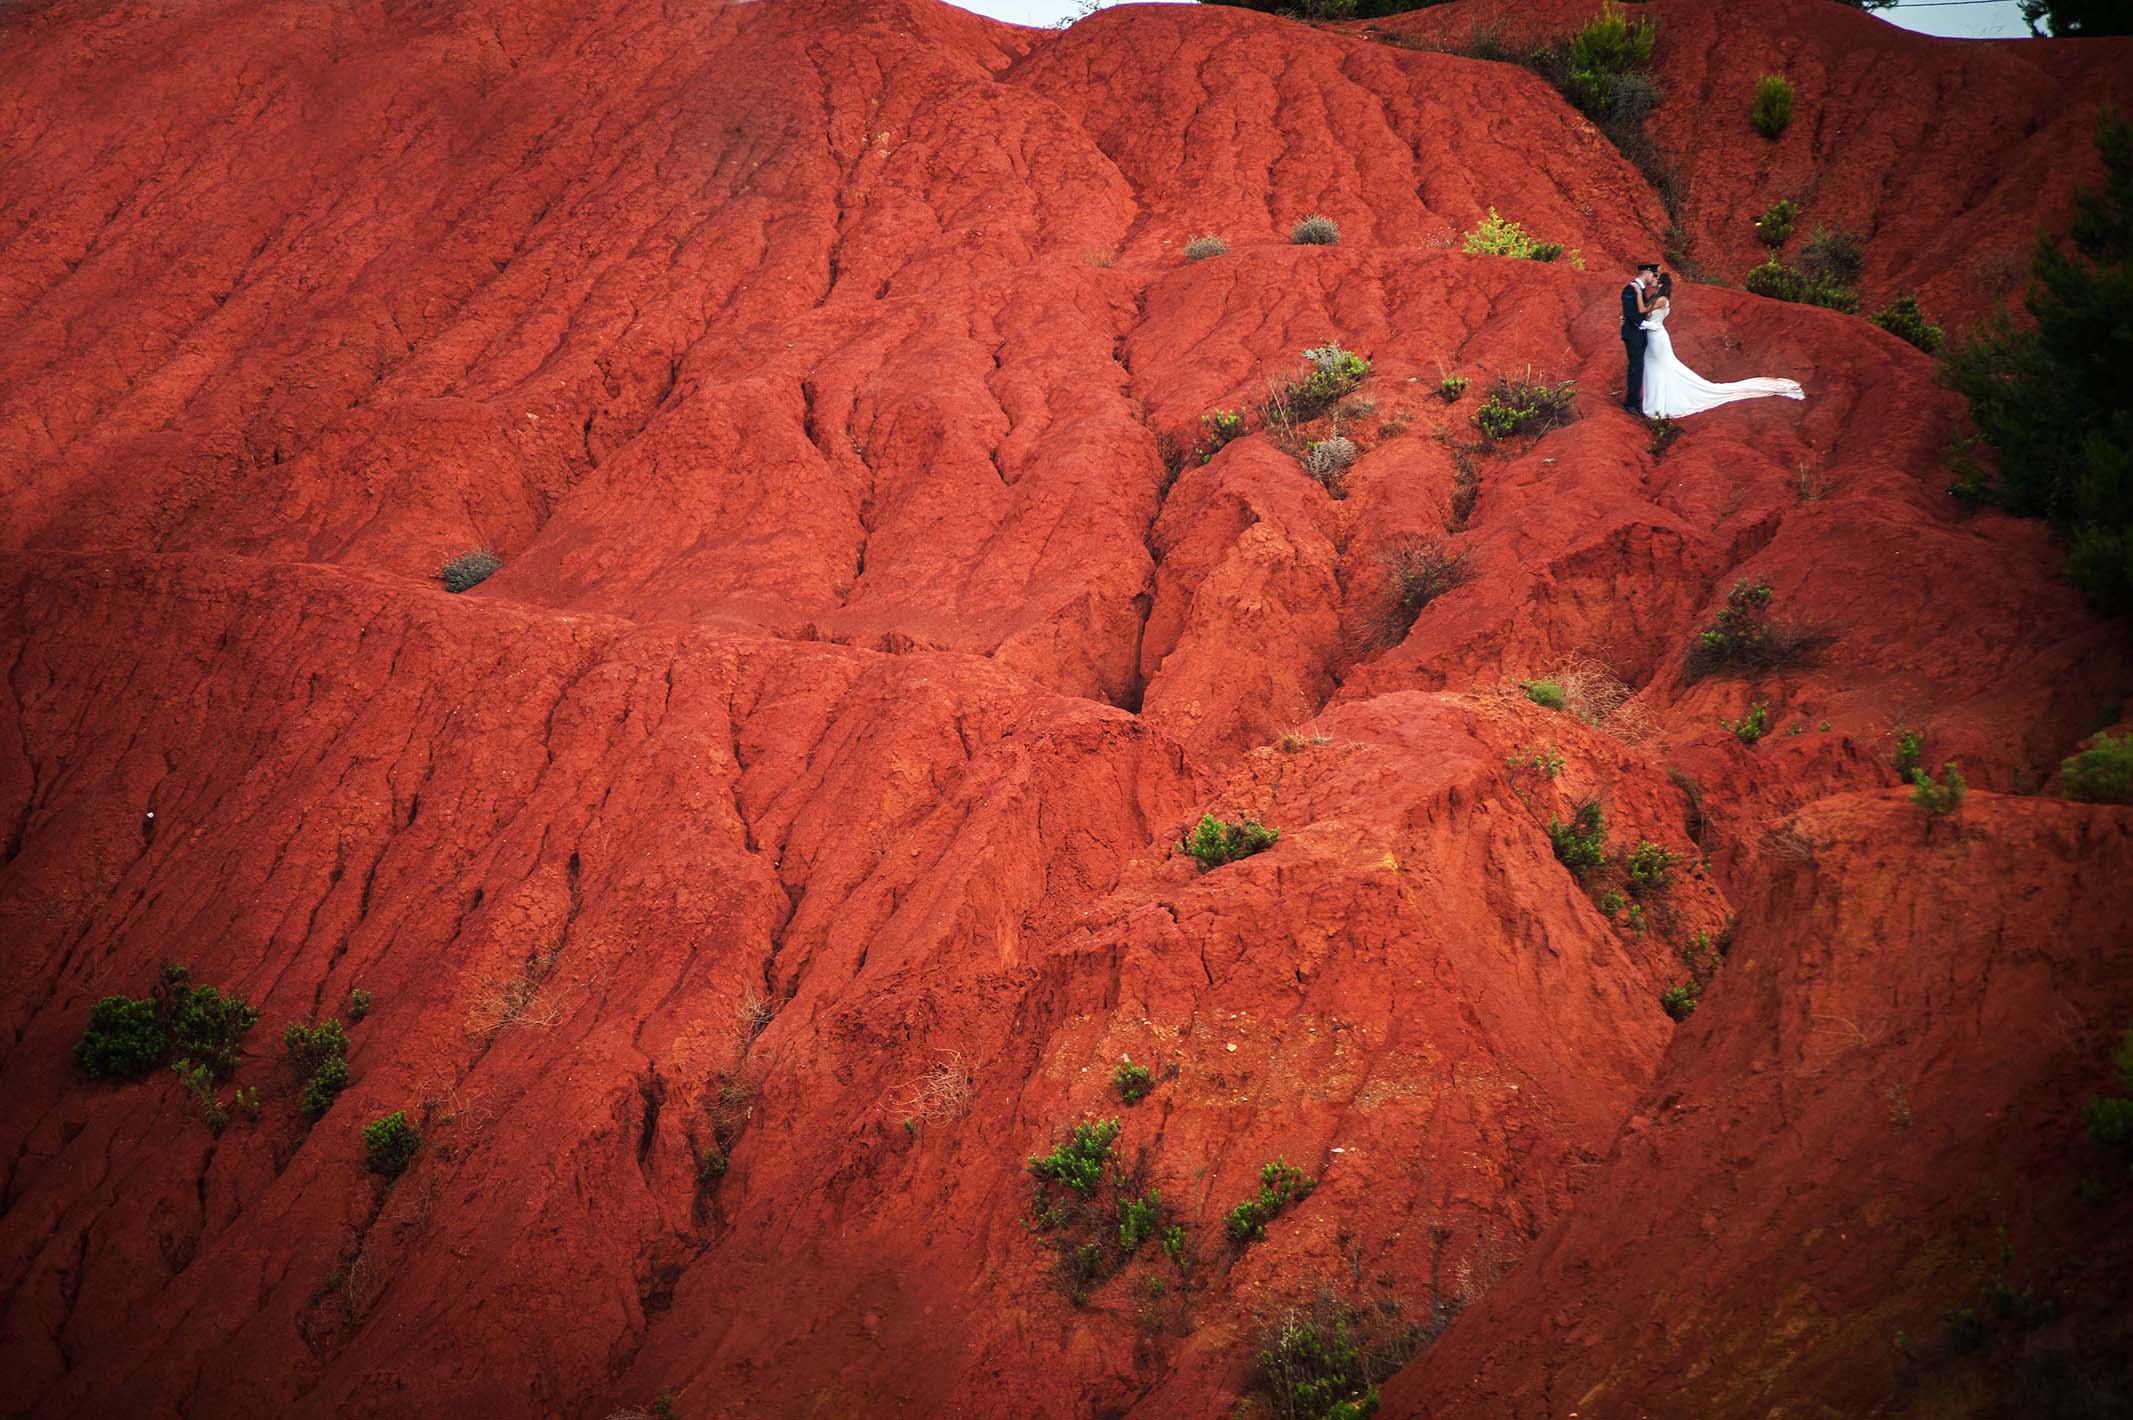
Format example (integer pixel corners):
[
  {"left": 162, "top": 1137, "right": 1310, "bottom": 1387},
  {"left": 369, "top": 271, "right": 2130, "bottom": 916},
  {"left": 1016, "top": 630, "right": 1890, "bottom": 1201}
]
[
  {"left": 1721, "top": 703, "right": 1770, "bottom": 745},
  {"left": 1461, "top": 208, "right": 1567, "bottom": 262},
  {"left": 1751, "top": 73, "right": 1794, "bottom": 138},
  {"left": 1800, "top": 225, "right": 1866, "bottom": 288},
  {"left": 1184, "top": 234, "right": 1229, "bottom": 261},
  {"left": 1660, "top": 981, "right": 1700, "bottom": 1021},
  {"left": 1546, "top": 798, "right": 1607, "bottom": 872},
  {"left": 1112, "top": 1058, "right": 1154, "bottom": 1105},
  {"left": 2061, "top": 731, "right": 2133, "bottom": 802},
  {"left": 1687, "top": 577, "right": 1822, "bottom": 680},
  {"left": 1118, "top": 1190, "right": 1165, "bottom": 1252},
  {"left": 1892, "top": 726, "right": 1926, "bottom": 778},
  {"left": 363, "top": 1110, "right": 420, "bottom": 1178},
  {"left": 1562, "top": 1, "right": 1658, "bottom": 117},
  {"left": 1030, "top": 1119, "right": 1121, "bottom": 1193},
  {"left": 75, "top": 996, "right": 166, "bottom": 1080},
  {"left": 1626, "top": 841, "right": 1675, "bottom": 896},
  {"left": 345, "top": 988, "right": 372, "bottom": 1023},
  {"left": 1179, "top": 813, "right": 1280, "bottom": 871},
  {"left": 1522, "top": 679, "right": 1566, "bottom": 710},
  {"left": 1870, "top": 296, "right": 1943, "bottom": 353},
  {"left": 173, "top": 1059, "right": 230, "bottom": 1136},
  {"left": 301, "top": 1055, "right": 351, "bottom": 1121},
  {"left": 1197, "top": 408, "right": 1246, "bottom": 464},
  {"left": 1941, "top": 108, "right": 2132, "bottom": 618},
  {"left": 1473, "top": 371, "right": 1576, "bottom": 443},
  {"left": 167, "top": 984, "right": 258, "bottom": 1082},
  {"left": 1506, "top": 745, "right": 1564, "bottom": 778},
  {"left": 1225, "top": 1158, "right": 1318, "bottom": 1245},
  {"left": 2085, "top": 1024, "right": 2133, "bottom": 1165},
  {"left": 1439, "top": 374, "right": 1468, "bottom": 402},
  {"left": 439, "top": 549, "right": 501, "bottom": 594},
  {"left": 285, "top": 1018, "right": 353, "bottom": 1120},
  {"left": 1291, "top": 214, "right": 1341, "bottom": 246},
  {"left": 1911, "top": 762, "right": 1967, "bottom": 817},
  {"left": 1744, "top": 259, "right": 1858, "bottom": 313},
  {"left": 1755, "top": 199, "right": 1799, "bottom": 248},
  {"left": 1284, "top": 344, "right": 1373, "bottom": 420}
]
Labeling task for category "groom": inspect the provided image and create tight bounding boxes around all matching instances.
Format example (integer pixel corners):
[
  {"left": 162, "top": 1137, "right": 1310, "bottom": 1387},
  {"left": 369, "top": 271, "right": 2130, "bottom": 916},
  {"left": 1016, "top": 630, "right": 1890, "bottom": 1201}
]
[{"left": 1620, "top": 261, "right": 1659, "bottom": 412}]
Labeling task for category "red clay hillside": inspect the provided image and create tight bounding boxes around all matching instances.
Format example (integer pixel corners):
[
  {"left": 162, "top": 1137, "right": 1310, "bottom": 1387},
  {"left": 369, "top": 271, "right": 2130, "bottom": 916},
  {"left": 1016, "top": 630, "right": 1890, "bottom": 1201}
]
[{"left": 1, "top": 0, "right": 2128, "bottom": 1416}]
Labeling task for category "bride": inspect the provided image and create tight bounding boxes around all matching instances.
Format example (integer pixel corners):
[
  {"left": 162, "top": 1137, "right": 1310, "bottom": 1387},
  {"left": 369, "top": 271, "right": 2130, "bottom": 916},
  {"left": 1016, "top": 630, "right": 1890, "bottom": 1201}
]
[{"left": 1639, "top": 274, "right": 1805, "bottom": 419}]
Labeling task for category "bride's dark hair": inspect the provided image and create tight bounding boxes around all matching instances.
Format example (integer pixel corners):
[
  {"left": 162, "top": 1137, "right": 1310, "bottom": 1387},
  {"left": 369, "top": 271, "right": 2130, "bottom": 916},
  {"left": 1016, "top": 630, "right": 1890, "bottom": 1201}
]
[{"left": 1656, "top": 272, "right": 1674, "bottom": 297}]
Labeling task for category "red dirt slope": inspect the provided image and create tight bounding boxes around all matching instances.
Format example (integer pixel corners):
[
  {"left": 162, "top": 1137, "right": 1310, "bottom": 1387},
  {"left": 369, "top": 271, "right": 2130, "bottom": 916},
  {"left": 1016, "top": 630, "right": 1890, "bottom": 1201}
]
[
  {"left": 1, "top": 0, "right": 2128, "bottom": 1417},
  {"left": 1373, "top": 0, "right": 2133, "bottom": 327}
]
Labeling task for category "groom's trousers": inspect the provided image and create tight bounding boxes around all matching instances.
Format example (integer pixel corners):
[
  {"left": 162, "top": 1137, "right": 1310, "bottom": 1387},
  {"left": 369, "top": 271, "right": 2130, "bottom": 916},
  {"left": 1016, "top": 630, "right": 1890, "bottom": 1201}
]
[{"left": 1621, "top": 326, "right": 1647, "bottom": 411}]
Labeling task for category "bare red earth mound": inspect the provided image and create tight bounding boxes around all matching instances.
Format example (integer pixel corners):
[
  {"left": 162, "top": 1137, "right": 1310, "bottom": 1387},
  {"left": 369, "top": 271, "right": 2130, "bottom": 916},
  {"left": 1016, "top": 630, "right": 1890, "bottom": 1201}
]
[{"left": 1, "top": 1, "right": 2128, "bottom": 1418}]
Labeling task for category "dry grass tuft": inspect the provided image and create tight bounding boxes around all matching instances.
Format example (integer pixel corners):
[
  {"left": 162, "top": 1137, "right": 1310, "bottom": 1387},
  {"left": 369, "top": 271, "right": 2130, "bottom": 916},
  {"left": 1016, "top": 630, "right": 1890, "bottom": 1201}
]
[
  {"left": 1548, "top": 654, "right": 1655, "bottom": 744},
  {"left": 896, "top": 1050, "right": 973, "bottom": 1125}
]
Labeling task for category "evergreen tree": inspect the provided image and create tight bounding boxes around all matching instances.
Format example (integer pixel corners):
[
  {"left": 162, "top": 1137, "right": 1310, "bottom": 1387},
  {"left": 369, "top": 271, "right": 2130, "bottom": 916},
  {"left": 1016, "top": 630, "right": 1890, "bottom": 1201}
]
[
  {"left": 1943, "top": 107, "right": 2133, "bottom": 619},
  {"left": 2019, "top": 0, "right": 2132, "bottom": 37}
]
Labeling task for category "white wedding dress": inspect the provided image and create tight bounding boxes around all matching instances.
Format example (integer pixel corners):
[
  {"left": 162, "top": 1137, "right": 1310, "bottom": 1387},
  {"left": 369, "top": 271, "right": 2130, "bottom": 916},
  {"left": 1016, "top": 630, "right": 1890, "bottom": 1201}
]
[{"left": 1639, "top": 303, "right": 1804, "bottom": 419}]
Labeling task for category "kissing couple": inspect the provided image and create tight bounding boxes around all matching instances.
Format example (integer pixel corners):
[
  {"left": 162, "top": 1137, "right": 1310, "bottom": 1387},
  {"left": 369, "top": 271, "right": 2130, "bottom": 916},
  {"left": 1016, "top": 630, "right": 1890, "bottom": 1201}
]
[{"left": 1621, "top": 261, "right": 1805, "bottom": 419}]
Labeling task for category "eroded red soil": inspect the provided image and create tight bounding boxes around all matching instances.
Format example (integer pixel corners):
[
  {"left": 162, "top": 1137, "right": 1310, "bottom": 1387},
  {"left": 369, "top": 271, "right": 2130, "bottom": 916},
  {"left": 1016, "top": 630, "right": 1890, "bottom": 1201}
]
[{"left": 1, "top": 1, "right": 2127, "bottom": 1417}]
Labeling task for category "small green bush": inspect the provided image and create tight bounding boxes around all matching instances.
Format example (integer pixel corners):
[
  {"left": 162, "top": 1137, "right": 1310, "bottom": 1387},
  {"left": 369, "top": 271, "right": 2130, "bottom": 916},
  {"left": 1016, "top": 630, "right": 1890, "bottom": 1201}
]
[
  {"left": 1461, "top": 208, "right": 1567, "bottom": 262},
  {"left": 1523, "top": 679, "right": 1566, "bottom": 710},
  {"left": 75, "top": 996, "right": 166, "bottom": 1080},
  {"left": 173, "top": 1059, "right": 230, "bottom": 1136},
  {"left": 1184, "top": 234, "right": 1229, "bottom": 261},
  {"left": 1179, "top": 813, "right": 1280, "bottom": 871},
  {"left": 1225, "top": 1158, "right": 1318, "bottom": 1245},
  {"left": 2061, "top": 731, "right": 2133, "bottom": 803},
  {"left": 1118, "top": 1190, "right": 1165, "bottom": 1252},
  {"left": 1626, "top": 841, "right": 1675, "bottom": 896},
  {"left": 1563, "top": 1, "right": 1658, "bottom": 117},
  {"left": 1800, "top": 225, "right": 1866, "bottom": 289},
  {"left": 167, "top": 984, "right": 258, "bottom": 1082},
  {"left": 1870, "top": 296, "right": 1943, "bottom": 353},
  {"left": 1751, "top": 73, "right": 1794, "bottom": 138},
  {"left": 2084, "top": 1024, "right": 2133, "bottom": 1165},
  {"left": 1547, "top": 798, "right": 1607, "bottom": 872},
  {"left": 1112, "top": 1058, "right": 1154, "bottom": 1105},
  {"left": 1439, "top": 374, "right": 1468, "bottom": 402},
  {"left": 1893, "top": 726, "right": 1926, "bottom": 778},
  {"left": 1687, "top": 577, "right": 1822, "bottom": 680},
  {"left": 286, "top": 1018, "right": 353, "bottom": 1121},
  {"left": 345, "top": 988, "right": 372, "bottom": 1023},
  {"left": 363, "top": 1110, "right": 420, "bottom": 1178},
  {"left": 1744, "top": 259, "right": 1859, "bottom": 314},
  {"left": 1911, "top": 762, "right": 1967, "bottom": 817},
  {"left": 1197, "top": 408, "right": 1246, "bottom": 464},
  {"left": 1291, "top": 214, "right": 1341, "bottom": 246},
  {"left": 1755, "top": 199, "right": 1799, "bottom": 248},
  {"left": 1660, "top": 981, "right": 1700, "bottom": 1021},
  {"left": 439, "top": 549, "right": 501, "bottom": 594},
  {"left": 1473, "top": 371, "right": 1576, "bottom": 443},
  {"left": 1285, "top": 344, "right": 1373, "bottom": 420},
  {"left": 1722, "top": 703, "right": 1770, "bottom": 745},
  {"left": 1030, "top": 1119, "right": 1121, "bottom": 1193}
]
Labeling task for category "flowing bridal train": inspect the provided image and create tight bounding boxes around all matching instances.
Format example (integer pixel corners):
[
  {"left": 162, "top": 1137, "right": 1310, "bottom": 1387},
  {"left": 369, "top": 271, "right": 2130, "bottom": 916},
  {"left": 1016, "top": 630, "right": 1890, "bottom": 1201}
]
[{"left": 1639, "top": 300, "right": 1804, "bottom": 419}]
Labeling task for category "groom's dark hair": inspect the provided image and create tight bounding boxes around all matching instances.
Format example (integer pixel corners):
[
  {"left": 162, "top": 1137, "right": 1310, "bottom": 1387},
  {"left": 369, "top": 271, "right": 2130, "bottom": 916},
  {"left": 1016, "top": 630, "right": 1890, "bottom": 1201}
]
[{"left": 1635, "top": 261, "right": 1660, "bottom": 274}]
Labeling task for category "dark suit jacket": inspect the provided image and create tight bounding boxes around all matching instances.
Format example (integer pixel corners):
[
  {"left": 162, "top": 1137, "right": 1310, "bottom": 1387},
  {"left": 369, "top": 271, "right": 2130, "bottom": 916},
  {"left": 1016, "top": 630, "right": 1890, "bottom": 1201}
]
[{"left": 1620, "top": 281, "right": 1646, "bottom": 335}]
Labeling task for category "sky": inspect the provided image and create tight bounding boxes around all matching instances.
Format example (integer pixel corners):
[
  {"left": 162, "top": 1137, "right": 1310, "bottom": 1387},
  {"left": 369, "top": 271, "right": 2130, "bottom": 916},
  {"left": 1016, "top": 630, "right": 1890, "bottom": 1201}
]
[{"left": 948, "top": 0, "right": 2034, "bottom": 41}]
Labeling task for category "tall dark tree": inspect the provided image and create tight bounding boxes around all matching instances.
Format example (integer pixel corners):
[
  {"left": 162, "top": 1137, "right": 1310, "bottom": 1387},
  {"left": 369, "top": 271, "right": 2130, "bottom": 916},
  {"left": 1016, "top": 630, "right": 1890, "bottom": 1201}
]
[
  {"left": 1944, "top": 107, "right": 2133, "bottom": 619},
  {"left": 2019, "top": 0, "right": 2132, "bottom": 37}
]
